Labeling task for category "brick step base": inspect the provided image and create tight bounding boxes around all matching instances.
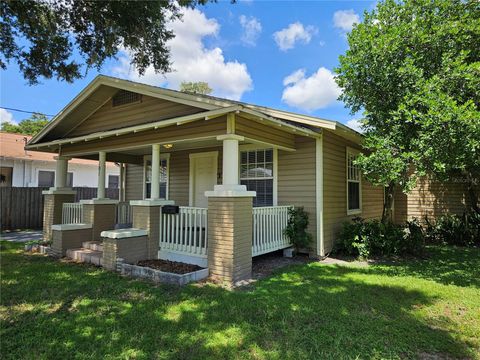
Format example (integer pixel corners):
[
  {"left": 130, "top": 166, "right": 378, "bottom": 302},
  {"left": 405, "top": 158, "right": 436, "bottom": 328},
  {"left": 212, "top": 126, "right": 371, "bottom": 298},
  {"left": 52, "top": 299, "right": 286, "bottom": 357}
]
[
  {"left": 82, "top": 241, "right": 103, "bottom": 252},
  {"left": 66, "top": 248, "right": 103, "bottom": 267}
]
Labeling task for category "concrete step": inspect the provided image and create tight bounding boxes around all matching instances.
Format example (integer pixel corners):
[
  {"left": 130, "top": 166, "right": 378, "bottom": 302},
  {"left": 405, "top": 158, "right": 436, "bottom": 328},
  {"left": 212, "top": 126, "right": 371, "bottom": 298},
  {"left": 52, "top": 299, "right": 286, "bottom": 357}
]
[
  {"left": 82, "top": 241, "right": 103, "bottom": 252},
  {"left": 66, "top": 248, "right": 103, "bottom": 267}
]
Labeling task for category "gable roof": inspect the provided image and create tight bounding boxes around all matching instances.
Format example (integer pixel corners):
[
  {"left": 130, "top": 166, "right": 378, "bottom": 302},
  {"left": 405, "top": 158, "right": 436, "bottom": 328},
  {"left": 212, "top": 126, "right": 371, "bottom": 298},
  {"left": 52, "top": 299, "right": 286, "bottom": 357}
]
[
  {"left": 0, "top": 132, "right": 116, "bottom": 167},
  {"left": 28, "top": 75, "right": 362, "bottom": 147}
]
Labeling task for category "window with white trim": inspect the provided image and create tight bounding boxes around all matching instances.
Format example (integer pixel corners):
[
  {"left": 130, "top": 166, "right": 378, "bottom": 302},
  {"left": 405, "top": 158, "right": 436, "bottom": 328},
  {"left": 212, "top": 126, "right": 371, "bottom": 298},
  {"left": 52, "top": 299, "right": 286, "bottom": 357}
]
[
  {"left": 240, "top": 148, "right": 274, "bottom": 207},
  {"left": 144, "top": 157, "right": 169, "bottom": 199},
  {"left": 347, "top": 149, "right": 361, "bottom": 214}
]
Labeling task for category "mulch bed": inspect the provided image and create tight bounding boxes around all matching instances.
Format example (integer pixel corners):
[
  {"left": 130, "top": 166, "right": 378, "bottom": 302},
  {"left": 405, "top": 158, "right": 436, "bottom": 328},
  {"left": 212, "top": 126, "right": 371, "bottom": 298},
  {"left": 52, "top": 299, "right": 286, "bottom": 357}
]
[{"left": 136, "top": 259, "right": 204, "bottom": 274}]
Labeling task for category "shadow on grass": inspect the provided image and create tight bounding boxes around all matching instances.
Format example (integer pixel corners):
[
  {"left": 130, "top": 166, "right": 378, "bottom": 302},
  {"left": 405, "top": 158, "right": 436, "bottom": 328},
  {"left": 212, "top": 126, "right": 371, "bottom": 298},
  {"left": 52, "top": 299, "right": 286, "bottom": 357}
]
[
  {"left": 0, "top": 242, "right": 476, "bottom": 359},
  {"left": 367, "top": 246, "right": 480, "bottom": 288}
]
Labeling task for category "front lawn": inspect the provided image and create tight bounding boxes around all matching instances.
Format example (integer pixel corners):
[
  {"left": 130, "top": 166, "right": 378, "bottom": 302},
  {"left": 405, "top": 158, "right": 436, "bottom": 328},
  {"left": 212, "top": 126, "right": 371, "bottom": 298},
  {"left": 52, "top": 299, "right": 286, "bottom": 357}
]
[{"left": 1, "top": 242, "right": 479, "bottom": 359}]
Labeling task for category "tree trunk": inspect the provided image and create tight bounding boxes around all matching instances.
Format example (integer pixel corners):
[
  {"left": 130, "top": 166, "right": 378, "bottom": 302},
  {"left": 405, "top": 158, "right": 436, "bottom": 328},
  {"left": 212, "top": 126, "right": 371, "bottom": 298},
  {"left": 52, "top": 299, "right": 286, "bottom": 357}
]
[
  {"left": 382, "top": 182, "right": 395, "bottom": 223},
  {"left": 466, "top": 172, "right": 479, "bottom": 215}
]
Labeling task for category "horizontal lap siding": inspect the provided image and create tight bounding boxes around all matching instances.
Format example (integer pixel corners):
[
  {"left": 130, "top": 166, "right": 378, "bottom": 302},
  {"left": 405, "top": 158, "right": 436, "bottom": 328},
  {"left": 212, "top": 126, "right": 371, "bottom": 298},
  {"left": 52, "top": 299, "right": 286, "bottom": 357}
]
[
  {"left": 125, "top": 164, "right": 143, "bottom": 201},
  {"left": 277, "top": 136, "right": 317, "bottom": 253},
  {"left": 70, "top": 95, "right": 203, "bottom": 137},
  {"left": 394, "top": 178, "right": 478, "bottom": 223},
  {"left": 235, "top": 116, "right": 295, "bottom": 149},
  {"left": 323, "top": 131, "right": 383, "bottom": 253}
]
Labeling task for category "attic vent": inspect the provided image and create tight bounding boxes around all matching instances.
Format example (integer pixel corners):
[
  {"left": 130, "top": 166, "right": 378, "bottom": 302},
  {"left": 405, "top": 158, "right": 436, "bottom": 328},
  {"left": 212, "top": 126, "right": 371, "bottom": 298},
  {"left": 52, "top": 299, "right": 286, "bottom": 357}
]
[{"left": 112, "top": 90, "right": 141, "bottom": 107}]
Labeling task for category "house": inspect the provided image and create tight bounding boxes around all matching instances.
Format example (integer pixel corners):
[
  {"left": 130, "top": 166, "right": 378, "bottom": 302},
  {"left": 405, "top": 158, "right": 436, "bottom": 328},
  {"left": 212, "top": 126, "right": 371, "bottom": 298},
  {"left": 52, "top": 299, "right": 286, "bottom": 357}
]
[
  {"left": 0, "top": 132, "right": 120, "bottom": 188},
  {"left": 24, "top": 75, "right": 474, "bottom": 285}
]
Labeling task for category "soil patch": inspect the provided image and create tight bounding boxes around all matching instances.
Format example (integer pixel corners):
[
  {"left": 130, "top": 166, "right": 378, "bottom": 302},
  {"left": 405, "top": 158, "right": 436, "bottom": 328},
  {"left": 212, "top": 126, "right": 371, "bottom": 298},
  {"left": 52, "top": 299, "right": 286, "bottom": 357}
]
[
  {"left": 137, "top": 259, "right": 204, "bottom": 274},
  {"left": 252, "top": 251, "right": 312, "bottom": 279}
]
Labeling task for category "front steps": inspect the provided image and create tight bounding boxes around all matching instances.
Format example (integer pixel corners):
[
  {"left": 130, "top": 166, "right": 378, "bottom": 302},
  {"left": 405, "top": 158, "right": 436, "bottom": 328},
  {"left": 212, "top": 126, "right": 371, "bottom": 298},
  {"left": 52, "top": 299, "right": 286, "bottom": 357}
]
[{"left": 65, "top": 241, "right": 103, "bottom": 266}]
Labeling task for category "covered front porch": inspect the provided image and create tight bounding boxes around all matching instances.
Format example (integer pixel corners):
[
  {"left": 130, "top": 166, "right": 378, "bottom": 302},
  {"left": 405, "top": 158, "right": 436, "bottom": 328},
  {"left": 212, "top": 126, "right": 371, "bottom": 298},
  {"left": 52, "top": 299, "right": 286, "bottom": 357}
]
[{"left": 39, "top": 109, "right": 315, "bottom": 283}]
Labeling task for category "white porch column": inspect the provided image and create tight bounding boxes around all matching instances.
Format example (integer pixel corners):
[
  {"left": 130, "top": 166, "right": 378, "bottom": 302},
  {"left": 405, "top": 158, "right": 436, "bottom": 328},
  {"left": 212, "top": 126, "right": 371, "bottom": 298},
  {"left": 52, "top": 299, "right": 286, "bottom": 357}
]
[
  {"left": 97, "top": 151, "right": 106, "bottom": 199},
  {"left": 219, "top": 134, "right": 243, "bottom": 186},
  {"left": 118, "top": 163, "right": 125, "bottom": 202},
  {"left": 151, "top": 144, "right": 161, "bottom": 200},
  {"left": 53, "top": 156, "right": 71, "bottom": 189}
]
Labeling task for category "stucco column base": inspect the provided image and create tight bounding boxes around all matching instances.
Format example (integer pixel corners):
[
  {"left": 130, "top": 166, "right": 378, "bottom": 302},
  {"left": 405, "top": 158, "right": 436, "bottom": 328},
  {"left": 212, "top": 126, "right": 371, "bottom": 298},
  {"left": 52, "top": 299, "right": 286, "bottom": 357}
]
[
  {"left": 131, "top": 200, "right": 174, "bottom": 259},
  {"left": 207, "top": 195, "right": 254, "bottom": 285},
  {"left": 42, "top": 191, "right": 76, "bottom": 242},
  {"left": 81, "top": 201, "right": 117, "bottom": 241}
]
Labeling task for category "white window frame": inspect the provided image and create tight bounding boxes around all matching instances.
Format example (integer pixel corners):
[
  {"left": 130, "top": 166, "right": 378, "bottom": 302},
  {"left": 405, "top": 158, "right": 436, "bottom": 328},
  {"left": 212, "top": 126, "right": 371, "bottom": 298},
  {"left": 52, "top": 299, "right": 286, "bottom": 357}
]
[
  {"left": 142, "top": 153, "right": 170, "bottom": 200},
  {"left": 239, "top": 144, "right": 278, "bottom": 206},
  {"left": 346, "top": 147, "right": 362, "bottom": 215}
]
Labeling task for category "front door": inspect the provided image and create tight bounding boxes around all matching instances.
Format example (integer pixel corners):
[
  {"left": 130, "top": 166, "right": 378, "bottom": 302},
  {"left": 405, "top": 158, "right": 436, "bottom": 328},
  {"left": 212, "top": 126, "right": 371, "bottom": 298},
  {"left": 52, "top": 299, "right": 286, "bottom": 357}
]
[{"left": 189, "top": 152, "right": 218, "bottom": 208}]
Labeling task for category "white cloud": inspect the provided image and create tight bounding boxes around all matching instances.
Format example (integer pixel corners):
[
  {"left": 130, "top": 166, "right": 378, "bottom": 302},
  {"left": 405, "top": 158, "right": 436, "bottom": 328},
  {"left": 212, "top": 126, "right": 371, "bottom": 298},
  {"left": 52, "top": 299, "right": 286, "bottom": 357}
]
[
  {"left": 0, "top": 109, "right": 16, "bottom": 125},
  {"left": 273, "top": 22, "right": 317, "bottom": 51},
  {"left": 281, "top": 67, "right": 341, "bottom": 111},
  {"left": 333, "top": 9, "right": 360, "bottom": 31},
  {"left": 239, "top": 15, "right": 262, "bottom": 46},
  {"left": 346, "top": 119, "right": 364, "bottom": 133},
  {"left": 112, "top": 8, "right": 252, "bottom": 100}
]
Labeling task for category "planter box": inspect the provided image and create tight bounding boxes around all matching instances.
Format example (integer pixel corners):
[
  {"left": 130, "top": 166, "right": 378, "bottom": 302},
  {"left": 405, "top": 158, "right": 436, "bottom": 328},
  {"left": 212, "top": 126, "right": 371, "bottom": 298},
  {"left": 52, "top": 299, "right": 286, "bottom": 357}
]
[{"left": 120, "top": 263, "right": 209, "bottom": 286}]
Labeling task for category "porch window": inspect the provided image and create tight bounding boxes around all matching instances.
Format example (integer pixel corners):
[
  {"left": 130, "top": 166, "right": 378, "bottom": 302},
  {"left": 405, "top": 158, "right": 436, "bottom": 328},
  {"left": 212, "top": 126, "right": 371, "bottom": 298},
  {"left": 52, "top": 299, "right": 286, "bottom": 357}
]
[
  {"left": 38, "top": 170, "right": 73, "bottom": 187},
  {"left": 240, "top": 148, "right": 274, "bottom": 207},
  {"left": 347, "top": 148, "right": 361, "bottom": 214},
  {"left": 108, "top": 175, "right": 119, "bottom": 189},
  {"left": 144, "top": 157, "right": 169, "bottom": 199}
]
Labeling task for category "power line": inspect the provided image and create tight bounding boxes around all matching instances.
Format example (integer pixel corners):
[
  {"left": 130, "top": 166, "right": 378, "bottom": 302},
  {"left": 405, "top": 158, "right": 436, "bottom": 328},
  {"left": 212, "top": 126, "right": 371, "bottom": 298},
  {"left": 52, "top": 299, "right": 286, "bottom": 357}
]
[{"left": 0, "top": 106, "right": 55, "bottom": 117}]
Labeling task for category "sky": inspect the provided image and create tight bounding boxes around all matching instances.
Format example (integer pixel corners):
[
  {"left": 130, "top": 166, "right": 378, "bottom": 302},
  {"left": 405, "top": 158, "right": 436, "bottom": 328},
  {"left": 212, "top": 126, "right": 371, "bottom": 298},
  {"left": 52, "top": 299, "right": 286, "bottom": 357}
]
[{"left": 0, "top": 1, "right": 377, "bottom": 133}]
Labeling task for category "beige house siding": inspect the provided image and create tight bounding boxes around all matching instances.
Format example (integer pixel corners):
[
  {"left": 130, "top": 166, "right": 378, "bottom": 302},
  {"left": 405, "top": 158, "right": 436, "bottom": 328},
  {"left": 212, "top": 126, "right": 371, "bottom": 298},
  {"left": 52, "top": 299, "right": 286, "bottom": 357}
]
[
  {"left": 277, "top": 136, "right": 318, "bottom": 253},
  {"left": 394, "top": 178, "right": 478, "bottom": 223},
  {"left": 125, "top": 164, "right": 143, "bottom": 201},
  {"left": 323, "top": 130, "right": 383, "bottom": 253},
  {"left": 235, "top": 116, "right": 296, "bottom": 150},
  {"left": 69, "top": 95, "right": 203, "bottom": 137}
]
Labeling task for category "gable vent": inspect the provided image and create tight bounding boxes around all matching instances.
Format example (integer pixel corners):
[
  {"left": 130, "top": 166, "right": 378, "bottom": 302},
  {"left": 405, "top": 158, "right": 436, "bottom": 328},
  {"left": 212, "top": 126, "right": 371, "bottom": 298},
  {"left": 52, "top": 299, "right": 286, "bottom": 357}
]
[{"left": 112, "top": 90, "right": 141, "bottom": 107}]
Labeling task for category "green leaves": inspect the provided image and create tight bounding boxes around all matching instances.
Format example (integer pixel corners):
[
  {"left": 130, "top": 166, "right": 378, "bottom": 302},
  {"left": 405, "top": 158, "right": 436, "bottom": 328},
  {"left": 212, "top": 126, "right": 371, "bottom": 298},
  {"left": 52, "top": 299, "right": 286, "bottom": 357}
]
[
  {"left": 336, "top": 0, "right": 480, "bottom": 214},
  {"left": 1, "top": 113, "right": 49, "bottom": 135},
  {"left": 0, "top": 0, "right": 209, "bottom": 84}
]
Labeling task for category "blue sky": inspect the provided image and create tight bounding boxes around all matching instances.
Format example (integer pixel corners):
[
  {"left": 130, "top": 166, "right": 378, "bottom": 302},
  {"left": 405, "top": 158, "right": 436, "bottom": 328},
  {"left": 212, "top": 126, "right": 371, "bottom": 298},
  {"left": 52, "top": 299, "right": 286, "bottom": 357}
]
[{"left": 0, "top": 1, "right": 376, "bottom": 131}]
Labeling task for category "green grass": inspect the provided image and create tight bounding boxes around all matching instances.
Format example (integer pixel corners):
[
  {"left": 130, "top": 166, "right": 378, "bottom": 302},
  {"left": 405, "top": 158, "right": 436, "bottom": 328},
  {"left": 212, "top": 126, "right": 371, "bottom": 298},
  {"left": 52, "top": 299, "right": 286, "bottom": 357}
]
[{"left": 1, "top": 241, "right": 479, "bottom": 360}]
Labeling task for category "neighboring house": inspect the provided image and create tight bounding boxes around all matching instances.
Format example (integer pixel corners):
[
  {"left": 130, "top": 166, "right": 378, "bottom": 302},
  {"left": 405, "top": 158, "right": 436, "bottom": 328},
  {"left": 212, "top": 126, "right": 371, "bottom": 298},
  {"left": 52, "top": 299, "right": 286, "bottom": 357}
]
[
  {"left": 24, "top": 75, "right": 475, "bottom": 284},
  {"left": 0, "top": 132, "right": 119, "bottom": 188}
]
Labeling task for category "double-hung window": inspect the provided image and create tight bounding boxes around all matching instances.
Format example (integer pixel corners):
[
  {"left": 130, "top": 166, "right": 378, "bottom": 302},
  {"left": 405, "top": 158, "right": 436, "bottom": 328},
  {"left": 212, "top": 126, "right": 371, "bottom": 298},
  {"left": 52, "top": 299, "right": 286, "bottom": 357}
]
[
  {"left": 240, "top": 148, "right": 274, "bottom": 207},
  {"left": 144, "top": 156, "right": 169, "bottom": 199},
  {"left": 347, "top": 149, "right": 362, "bottom": 214}
]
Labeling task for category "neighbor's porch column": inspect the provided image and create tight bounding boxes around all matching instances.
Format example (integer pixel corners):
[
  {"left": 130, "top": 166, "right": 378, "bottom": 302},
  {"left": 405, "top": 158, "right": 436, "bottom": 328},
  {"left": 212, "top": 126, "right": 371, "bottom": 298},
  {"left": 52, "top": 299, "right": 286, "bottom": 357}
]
[
  {"left": 97, "top": 151, "right": 106, "bottom": 199},
  {"left": 54, "top": 156, "right": 71, "bottom": 189},
  {"left": 151, "top": 144, "right": 161, "bottom": 200}
]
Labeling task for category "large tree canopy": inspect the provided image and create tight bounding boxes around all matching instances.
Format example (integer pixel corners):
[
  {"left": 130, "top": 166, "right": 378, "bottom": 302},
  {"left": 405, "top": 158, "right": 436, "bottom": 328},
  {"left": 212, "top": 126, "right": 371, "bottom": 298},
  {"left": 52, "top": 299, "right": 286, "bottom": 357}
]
[
  {"left": 335, "top": 0, "right": 480, "bottom": 218},
  {"left": 0, "top": 0, "right": 207, "bottom": 84},
  {"left": 180, "top": 81, "right": 212, "bottom": 95}
]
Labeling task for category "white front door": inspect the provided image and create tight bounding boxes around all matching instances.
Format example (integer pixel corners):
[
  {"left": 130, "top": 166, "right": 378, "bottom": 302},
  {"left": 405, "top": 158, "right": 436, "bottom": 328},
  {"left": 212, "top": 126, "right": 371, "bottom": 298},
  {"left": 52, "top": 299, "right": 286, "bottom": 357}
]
[{"left": 189, "top": 152, "right": 218, "bottom": 208}]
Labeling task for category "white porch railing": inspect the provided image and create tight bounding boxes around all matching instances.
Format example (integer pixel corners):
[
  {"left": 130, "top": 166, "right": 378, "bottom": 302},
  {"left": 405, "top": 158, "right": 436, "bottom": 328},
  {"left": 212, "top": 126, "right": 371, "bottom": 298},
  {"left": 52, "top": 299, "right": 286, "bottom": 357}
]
[
  {"left": 116, "top": 202, "right": 132, "bottom": 225},
  {"left": 62, "top": 203, "right": 83, "bottom": 224},
  {"left": 160, "top": 207, "right": 208, "bottom": 258},
  {"left": 252, "top": 205, "right": 293, "bottom": 256}
]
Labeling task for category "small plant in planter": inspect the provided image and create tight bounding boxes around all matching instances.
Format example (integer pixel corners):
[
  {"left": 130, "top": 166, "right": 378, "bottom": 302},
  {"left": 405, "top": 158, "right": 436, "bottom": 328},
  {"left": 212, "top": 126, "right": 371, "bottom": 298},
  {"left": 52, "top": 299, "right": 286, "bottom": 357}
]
[
  {"left": 24, "top": 240, "right": 41, "bottom": 252},
  {"left": 284, "top": 207, "right": 312, "bottom": 254}
]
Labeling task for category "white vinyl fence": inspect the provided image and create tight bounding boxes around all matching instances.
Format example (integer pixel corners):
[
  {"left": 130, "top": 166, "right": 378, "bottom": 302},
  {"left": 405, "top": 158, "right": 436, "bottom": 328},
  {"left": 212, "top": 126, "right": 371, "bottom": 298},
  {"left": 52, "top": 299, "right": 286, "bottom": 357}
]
[
  {"left": 62, "top": 203, "right": 83, "bottom": 224},
  {"left": 252, "top": 205, "right": 292, "bottom": 256}
]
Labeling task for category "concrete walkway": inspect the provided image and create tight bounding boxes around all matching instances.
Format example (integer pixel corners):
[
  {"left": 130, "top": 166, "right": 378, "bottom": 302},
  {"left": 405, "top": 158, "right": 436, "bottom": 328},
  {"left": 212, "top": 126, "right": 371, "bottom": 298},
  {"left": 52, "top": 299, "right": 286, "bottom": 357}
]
[{"left": 0, "top": 230, "right": 43, "bottom": 243}]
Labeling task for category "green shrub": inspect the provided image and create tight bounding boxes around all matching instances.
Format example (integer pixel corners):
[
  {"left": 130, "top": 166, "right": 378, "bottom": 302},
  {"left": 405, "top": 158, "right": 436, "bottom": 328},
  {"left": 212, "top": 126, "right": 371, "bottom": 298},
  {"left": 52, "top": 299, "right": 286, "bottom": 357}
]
[
  {"left": 284, "top": 207, "right": 312, "bottom": 252},
  {"left": 335, "top": 217, "right": 425, "bottom": 258},
  {"left": 425, "top": 213, "right": 480, "bottom": 247}
]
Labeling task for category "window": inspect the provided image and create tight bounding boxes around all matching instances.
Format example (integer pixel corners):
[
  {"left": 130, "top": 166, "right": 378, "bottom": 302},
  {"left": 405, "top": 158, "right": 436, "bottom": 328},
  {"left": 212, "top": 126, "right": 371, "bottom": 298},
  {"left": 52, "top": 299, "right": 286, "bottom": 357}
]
[
  {"left": 66, "top": 172, "right": 73, "bottom": 187},
  {"left": 38, "top": 170, "right": 55, "bottom": 187},
  {"left": 38, "top": 170, "right": 73, "bottom": 187},
  {"left": 108, "top": 175, "right": 119, "bottom": 189},
  {"left": 347, "top": 149, "right": 361, "bottom": 214},
  {"left": 0, "top": 167, "right": 13, "bottom": 187},
  {"left": 144, "top": 157, "right": 169, "bottom": 199},
  {"left": 240, "top": 148, "right": 274, "bottom": 207}
]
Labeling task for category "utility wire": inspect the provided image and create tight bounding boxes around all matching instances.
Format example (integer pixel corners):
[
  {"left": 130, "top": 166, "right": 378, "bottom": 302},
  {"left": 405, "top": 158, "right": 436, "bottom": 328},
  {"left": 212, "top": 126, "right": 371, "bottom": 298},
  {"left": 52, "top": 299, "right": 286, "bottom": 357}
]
[{"left": 0, "top": 106, "right": 55, "bottom": 117}]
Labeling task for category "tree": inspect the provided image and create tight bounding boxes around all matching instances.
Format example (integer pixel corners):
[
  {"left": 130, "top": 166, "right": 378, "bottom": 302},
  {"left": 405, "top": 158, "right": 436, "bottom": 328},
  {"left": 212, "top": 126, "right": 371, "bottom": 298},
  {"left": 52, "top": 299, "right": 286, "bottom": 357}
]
[
  {"left": 1, "top": 113, "right": 49, "bottom": 135},
  {"left": 180, "top": 81, "right": 213, "bottom": 95},
  {"left": 0, "top": 0, "right": 208, "bottom": 84},
  {"left": 335, "top": 0, "right": 480, "bottom": 220}
]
